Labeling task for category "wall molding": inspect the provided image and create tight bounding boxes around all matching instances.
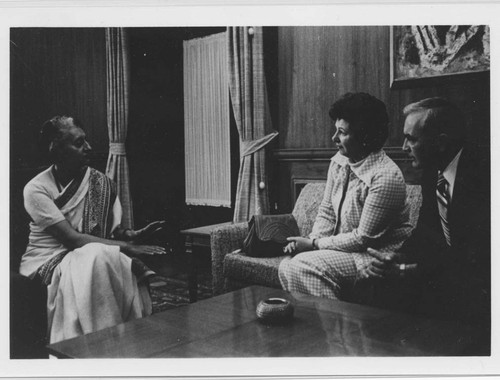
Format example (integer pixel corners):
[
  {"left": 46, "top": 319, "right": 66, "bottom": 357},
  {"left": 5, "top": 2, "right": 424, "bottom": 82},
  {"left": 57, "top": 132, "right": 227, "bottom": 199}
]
[
  {"left": 274, "top": 148, "right": 337, "bottom": 161},
  {"left": 274, "top": 147, "right": 410, "bottom": 162},
  {"left": 291, "top": 177, "right": 325, "bottom": 203}
]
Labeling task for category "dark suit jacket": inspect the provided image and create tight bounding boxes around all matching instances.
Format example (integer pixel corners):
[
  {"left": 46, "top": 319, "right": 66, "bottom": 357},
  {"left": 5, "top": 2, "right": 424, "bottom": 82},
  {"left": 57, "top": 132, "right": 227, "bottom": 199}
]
[{"left": 402, "top": 146, "right": 490, "bottom": 324}]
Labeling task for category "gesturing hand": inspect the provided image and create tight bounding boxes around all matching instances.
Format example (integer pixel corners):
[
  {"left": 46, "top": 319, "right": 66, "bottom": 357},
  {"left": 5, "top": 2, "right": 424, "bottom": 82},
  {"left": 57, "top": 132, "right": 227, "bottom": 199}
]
[{"left": 133, "top": 220, "right": 167, "bottom": 243}]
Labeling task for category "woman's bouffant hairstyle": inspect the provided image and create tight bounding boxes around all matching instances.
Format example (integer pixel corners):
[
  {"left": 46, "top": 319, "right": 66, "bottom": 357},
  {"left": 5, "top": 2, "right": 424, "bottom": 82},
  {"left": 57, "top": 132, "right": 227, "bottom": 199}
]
[
  {"left": 39, "top": 115, "right": 81, "bottom": 162},
  {"left": 329, "top": 92, "right": 389, "bottom": 153}
]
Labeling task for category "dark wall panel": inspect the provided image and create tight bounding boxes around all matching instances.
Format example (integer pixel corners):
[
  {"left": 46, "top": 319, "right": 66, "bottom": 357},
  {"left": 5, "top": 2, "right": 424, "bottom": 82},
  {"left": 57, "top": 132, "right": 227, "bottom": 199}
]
[
  {"left": 10, "top": 28, "right": 108, "bottom": 170},
  {"left": 10, "top": 28, "right": 108, "bottom": 271},
  {"left": 389, "top": 74, "right": 490, "bottom": 148},
  {"left": 127, "top": 27, "right": 233, "bottom": 251},
  {"left": 10, "top": 27, "right": 233, "bottom": 250}
]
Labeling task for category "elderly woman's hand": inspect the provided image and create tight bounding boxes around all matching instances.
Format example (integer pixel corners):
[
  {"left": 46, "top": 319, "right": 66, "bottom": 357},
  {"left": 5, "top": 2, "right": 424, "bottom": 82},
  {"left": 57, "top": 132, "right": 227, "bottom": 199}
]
[
  {"left": 126, "top": 244, "right": 167, "bottom": 256},
  {"left": 134, "top": 220, "right": 167, "bottom": 242},
  {"left": 283, "top": 236, "right": 314, "bottom": 256},
  {"left": 114, "top": 221, "right": 167, "bottom": 243}
]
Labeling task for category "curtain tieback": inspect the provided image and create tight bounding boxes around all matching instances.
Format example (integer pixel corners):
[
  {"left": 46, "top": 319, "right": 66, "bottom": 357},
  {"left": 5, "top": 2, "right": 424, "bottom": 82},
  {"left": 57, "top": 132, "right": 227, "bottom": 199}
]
[
  {"left": 109, "top": 142, "right": 126, "bottom": 155},
  {"left": 240, "top": 132, "right": 279, "bottom": 157}
]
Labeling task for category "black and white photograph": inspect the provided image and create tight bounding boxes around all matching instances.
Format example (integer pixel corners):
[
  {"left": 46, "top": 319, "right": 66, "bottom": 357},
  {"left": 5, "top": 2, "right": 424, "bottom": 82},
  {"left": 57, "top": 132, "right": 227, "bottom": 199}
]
[{"left": 1, "top": 1, "right": 499, "bottom": 378}]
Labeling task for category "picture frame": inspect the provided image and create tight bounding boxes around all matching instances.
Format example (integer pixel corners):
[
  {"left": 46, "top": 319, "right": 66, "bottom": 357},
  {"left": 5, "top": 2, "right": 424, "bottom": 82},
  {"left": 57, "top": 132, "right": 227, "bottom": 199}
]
[{"left": 390, "top": 25, "right": 490, "bottom": 88}]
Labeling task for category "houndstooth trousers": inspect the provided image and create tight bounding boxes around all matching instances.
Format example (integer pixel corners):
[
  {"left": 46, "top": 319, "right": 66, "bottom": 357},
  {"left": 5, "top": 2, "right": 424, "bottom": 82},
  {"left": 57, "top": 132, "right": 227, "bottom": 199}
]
[{"left": 278, "top": 249, "right": 369, "bottom": 299}]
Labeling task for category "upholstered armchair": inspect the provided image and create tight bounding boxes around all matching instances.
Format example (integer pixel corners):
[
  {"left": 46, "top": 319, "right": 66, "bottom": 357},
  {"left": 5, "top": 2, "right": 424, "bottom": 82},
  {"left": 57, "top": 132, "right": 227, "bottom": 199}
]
[{"left": 210, "top": 182, "right": 423, "bottom": 301}]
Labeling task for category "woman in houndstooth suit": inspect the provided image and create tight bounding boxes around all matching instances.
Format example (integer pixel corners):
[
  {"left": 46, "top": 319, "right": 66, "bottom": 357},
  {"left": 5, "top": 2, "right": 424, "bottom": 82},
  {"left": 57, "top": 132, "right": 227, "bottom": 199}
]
[{"left": 279, "top": 92, "right": 413, "bottom": 300}]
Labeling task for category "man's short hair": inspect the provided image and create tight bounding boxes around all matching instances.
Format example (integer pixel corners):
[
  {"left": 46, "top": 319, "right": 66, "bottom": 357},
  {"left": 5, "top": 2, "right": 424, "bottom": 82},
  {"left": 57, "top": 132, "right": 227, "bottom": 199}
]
[{"left": 403, "top": 97, "right": 466, "bottom": 141}]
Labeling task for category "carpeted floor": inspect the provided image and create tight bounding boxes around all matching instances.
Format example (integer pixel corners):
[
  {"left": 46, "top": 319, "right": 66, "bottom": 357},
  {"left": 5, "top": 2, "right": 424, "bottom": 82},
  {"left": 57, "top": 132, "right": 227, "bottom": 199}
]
[
  {"left": 149, "top": 272, "right": 213, "bottom": 313},
  {"left": 141, "top": 249, "right": 214, "bottom": 313}
]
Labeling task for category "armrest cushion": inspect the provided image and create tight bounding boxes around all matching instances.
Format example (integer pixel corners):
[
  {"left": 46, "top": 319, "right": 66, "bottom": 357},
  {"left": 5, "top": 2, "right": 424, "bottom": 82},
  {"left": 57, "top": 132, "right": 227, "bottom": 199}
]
[{"left": 210, "top": 222, "right": 249, "bottom": 295}]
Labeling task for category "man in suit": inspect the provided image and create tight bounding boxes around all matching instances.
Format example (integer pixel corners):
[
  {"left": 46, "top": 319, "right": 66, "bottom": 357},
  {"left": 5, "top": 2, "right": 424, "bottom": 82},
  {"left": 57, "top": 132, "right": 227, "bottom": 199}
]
[{"left": 364, "top": 97, "right": 490, "bottom": 327}]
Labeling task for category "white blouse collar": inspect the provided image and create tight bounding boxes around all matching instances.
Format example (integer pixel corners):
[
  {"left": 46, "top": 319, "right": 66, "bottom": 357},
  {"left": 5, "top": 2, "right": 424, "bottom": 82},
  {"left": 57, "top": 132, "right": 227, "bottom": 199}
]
[{"left": 331, "top": 150, "right": 386, "bottom": 187}]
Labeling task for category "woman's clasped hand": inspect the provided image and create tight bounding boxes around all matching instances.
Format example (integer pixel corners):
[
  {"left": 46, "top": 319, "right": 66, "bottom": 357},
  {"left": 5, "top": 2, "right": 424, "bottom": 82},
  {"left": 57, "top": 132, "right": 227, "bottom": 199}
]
[{"left": 283, "top": 236, "right": 314, "bottom": 255}]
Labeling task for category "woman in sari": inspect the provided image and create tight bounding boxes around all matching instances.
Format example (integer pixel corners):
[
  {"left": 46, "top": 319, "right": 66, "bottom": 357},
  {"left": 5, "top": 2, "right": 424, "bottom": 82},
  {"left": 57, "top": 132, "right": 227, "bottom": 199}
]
[
  {"left": 20, "top": 115, "right": 166, "bottom": 343},
  {"left": 279, "top": 92, "right": 413, "bottom": 300}
]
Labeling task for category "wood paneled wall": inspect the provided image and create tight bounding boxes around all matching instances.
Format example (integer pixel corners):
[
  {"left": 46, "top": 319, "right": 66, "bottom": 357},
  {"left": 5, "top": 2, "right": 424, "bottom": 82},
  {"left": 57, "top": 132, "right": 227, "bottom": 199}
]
[
  {"left": 10, "top": 28, "right": 109, "bottom": 270},
  {"left": 278, "top": 26, "right": 391, "bottom": 150},
  {"left": 274, "top": 26, "right": 490, "bottom": 212},
  {"left": 10, "top": 26, "right": 490, "bottom": 227},
  {"left": 10, "top": 28, "right": 108, "bottom": 171},
  {"left": 10, "top": 27, "right": 234, "bottom": 259}
]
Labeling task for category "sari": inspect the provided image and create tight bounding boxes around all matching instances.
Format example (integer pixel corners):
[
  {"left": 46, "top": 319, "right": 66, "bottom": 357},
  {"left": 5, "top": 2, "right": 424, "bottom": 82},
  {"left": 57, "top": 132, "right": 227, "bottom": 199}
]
[{"left": 22, "top": 166, "right": 152, "bottom": 343}]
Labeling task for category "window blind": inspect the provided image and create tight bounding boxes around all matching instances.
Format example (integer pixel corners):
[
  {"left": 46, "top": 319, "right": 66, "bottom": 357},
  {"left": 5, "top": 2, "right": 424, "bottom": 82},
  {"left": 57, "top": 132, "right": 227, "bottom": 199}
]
[{"left": 183, "top": 32, "right": 231, "bottom": 207}]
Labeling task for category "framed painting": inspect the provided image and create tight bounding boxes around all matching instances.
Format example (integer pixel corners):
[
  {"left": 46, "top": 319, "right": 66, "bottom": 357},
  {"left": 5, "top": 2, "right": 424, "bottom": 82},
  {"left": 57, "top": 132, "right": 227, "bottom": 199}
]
[{"left": 390, "top": 25, "right": 490, "bottom": 88}]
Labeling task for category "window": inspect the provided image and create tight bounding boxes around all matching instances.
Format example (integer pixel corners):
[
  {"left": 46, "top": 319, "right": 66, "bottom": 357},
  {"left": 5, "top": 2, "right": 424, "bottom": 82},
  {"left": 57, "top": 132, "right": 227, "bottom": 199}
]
[{"left": 183, "top": 32, "right": 231, "bottom": 207}]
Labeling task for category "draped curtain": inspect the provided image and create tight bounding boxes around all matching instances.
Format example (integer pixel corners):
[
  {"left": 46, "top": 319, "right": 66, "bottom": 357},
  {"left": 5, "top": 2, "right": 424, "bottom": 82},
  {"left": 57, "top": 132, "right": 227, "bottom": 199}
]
[
  {"left": 105, "top": 28, "right": 134, "bottom": 229},
  {"left": 184, "top": 32, "right": 231, "bottom": 207},
  {"left": 227, "top": 27, "right": 278, "bottom": 223}
]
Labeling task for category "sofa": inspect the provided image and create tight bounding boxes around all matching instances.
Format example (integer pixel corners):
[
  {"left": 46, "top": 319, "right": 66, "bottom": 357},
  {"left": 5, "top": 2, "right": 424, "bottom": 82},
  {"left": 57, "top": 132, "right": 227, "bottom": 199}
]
[{"left": 211, "top": 182, "right": 423, "bottom": 308}]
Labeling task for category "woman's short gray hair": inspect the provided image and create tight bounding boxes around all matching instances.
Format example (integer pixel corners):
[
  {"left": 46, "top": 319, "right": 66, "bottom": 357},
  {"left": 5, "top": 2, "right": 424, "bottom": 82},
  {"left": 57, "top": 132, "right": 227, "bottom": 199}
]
[{"left": 39, "top": 115, "right": 82, "bottom": 161}]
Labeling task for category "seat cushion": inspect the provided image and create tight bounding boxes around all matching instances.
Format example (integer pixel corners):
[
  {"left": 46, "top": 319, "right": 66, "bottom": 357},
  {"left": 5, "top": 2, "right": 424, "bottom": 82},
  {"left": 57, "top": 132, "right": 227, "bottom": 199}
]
[{"left": 224, "top": 250, "right": 287, "bottom": 289}]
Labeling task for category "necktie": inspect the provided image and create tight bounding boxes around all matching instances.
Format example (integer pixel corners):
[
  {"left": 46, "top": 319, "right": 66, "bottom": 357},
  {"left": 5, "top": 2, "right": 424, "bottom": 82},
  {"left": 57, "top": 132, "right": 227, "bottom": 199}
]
[
  {"left": 334, "top": 165, "right": 351, "bottom": 235},
  {"left": 436, "top": 172, "right": 451, "bottom": 246}
]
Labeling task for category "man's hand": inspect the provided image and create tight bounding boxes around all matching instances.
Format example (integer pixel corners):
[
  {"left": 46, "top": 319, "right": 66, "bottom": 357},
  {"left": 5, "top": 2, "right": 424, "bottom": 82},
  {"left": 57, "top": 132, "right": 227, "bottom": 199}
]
[
  {"left": 283, "top": 236, "right": 314, "bottom": 256},
  {"left": 366, "top": 248, "right": 399, "bottom": 263},
  {"left": 359, "top": 248, "right": 401, "bottom": 280}
]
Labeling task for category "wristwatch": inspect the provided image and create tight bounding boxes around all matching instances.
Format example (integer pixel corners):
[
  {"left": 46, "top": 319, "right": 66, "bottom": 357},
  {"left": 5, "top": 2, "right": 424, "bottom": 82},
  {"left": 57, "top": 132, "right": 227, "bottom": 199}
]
[
  {"left": 312, "top": 238, "right": 319, "bottom": 250},
  {"left": 399, "top": 263, "right": 406, "bottom": 277}
]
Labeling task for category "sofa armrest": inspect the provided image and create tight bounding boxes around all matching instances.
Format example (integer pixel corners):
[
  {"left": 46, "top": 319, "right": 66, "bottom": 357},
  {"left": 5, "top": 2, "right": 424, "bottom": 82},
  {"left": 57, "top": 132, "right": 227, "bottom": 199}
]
[{"left": 210, "top": 222, "right": 249, "bottom": 295}]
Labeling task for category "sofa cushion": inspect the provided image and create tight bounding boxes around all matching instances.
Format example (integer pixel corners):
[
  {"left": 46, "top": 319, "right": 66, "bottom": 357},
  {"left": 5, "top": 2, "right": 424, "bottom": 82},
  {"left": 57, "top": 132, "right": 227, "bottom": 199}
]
[{"left": 224, "top": 250, "right": 286, "bottom": 289}]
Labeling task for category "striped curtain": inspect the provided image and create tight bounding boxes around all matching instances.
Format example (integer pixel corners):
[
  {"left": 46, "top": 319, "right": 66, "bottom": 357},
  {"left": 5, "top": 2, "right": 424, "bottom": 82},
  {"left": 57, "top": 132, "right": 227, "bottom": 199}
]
[
  {"left": 227, "top": 27, "right": 278, "bottom": 223},
  {"left": 183, "top": 32, "right": 231, "bottom": 207},
  {"left": 105, "top": 28, "right": 134, "bottom": 228}
]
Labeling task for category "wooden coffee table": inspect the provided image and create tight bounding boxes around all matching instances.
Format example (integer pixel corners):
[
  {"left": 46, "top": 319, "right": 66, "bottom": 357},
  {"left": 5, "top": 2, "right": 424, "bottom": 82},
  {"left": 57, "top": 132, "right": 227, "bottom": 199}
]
[{"left": 46, "top": 286, "right": 488, "bottom": 358}]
